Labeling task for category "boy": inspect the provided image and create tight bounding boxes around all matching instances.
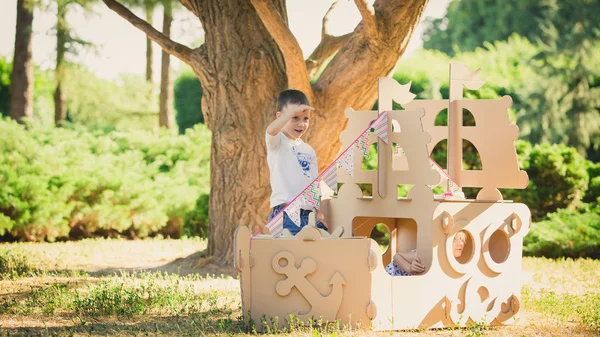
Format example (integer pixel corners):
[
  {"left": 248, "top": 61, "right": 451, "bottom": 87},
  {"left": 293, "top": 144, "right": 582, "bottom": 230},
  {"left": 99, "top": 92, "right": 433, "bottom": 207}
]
[{"left": 265, "top": 89, "right": 329, "bottom": 236}]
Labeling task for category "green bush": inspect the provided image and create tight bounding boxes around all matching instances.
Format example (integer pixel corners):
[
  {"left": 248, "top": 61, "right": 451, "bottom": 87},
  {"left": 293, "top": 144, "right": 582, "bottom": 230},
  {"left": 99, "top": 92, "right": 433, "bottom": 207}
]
[
  {"left": 583, "top": 161, "right": 600, "bottom": 205},
  {"left": 183, "top": 193, "right": 209, "bottom": 238},
  {"left": 504, "top": 142, "right": 589, "bottom": 221},
  {"left": 63, "top": 67, "right": 157, "bottom": 130},
  {"left": 0, "top": 118, "right": 210, "bottom": 241},
  {"left": 174, "top": 71, "right": 203, "bottom": 134},
  {"left": 524, "top": 209, "right": 600, "bottom": 259},
  {"left": 0, "top": 57, "right": 10, "bottom": 117}
]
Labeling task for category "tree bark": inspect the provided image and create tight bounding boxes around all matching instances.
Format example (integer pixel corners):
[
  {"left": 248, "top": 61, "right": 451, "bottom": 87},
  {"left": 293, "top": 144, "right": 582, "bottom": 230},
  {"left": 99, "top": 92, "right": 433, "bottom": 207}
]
[
  {"left": 190, "top": 0, "right": 288, "bottom": 265},
  {"left": 145, "top": 1, "right": 154, "bottom": 83},
  {"left": 103, "top": 0, "right": 429, "bottom": 266},
  {"left": 10, "top": 0, "right": 34, "bottom": 122},
  {"left": 158, "top": 0, "right": 173, "bottom": 128},
  {"left": 54, "top": 2, "right": 67, "bottom": 126}
]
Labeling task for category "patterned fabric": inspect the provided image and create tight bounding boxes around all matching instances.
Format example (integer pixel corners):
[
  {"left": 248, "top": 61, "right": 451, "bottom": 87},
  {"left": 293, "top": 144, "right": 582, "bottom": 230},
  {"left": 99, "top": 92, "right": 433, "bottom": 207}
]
[
  {"left": 338, "top": 147, "right": 354, "bottom": 176},
  {"left": 303, "top": 180, "right": 321, "bottom": 210},
  {"left": 429, "top": 158, "right": 461, "bottom": 193},
  {"left": 386, "top": 249, "right": 417, "bottom": 276},
  {"left": 393, "top": 143, "right": 405, "bottom": 156},
  {"left": 321, "top": 164, "right": 338, "bottom": 192},
  {"left": 265, "top": 208, "right": 284, "bottom": 237},
  {"left": 357, "top": 131, "right": 371, "bottom": 159},
  {"left": 385, "top": 261, "right": 411, "bottom": 276},
  {"left": 284, "top": 200, "right": 302, "bottom": 227},
  {"left": 371, "top": 113, "right": 389, "bottom": 144}
]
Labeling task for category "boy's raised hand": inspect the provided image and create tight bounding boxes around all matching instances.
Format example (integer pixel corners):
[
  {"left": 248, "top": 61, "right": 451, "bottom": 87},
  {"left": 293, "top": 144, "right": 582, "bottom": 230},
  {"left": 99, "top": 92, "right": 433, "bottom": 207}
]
[
  {"left": 268, "top": 103, "right": 315, "bottom": 137},
  {"left": 284, "top": 104, "right": 314, "bottom": 116}
]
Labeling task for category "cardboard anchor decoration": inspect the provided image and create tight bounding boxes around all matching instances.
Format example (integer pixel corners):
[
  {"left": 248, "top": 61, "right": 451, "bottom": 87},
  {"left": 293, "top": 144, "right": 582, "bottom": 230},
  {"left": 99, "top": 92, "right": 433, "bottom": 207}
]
[
  {"left": 235, "top": 63, "right": 531, "bottom": 331},
  {"left": 273, "top": 250, "right": 346, "bottom": 322}
]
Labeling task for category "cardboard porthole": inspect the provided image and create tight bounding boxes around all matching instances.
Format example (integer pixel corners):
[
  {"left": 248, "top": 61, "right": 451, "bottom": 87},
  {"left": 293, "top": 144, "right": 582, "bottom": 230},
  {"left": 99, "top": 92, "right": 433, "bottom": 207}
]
[
  {"left": 454, "top": 230, "right": 475, "bottom": 265},
  {"left": 489, "top": 229, "right": 510, "bottom": 264},
  {"left": 445, "top": 228, "right": 480, "bottom": 274},
  {"left": 370, "top": 223, "right": 390, "bottom": 254}
]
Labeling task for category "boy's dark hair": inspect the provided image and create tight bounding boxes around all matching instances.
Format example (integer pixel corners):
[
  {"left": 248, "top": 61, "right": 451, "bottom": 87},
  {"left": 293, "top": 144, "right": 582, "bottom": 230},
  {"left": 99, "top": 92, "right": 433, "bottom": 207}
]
[{"left": 277, "top": 89, "right": 309, "bottom": 112}]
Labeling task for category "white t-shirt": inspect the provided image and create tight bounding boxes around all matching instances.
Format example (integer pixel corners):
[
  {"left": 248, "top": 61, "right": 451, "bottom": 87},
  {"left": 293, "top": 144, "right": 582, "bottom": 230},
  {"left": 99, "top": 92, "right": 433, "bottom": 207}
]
[{"left": 266, "top": 132, "right": 318, "bottom": 208}]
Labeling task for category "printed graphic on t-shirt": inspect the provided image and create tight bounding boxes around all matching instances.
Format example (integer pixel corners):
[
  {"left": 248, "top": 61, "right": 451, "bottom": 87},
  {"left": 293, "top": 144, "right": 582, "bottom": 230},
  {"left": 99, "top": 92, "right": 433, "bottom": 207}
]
[{"left": 296, "top": 152, "right": 311, "bottom": 173}]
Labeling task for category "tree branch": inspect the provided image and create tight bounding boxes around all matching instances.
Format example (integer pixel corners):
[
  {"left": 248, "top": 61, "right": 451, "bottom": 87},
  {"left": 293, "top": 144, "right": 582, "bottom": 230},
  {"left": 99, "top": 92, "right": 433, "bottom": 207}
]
[
  {"left": 321, "top": 0, "right": 339, "bottom": 38},
  {"left": 102, "top": 0, "right": 193, "bottom": 64},
  {"left": 305, "top": 33, "right": 350, "bottom": 79},
  {"left": 311, "top": 0, "right": 429, "bottom": 125},
  {"left": 304, "top": 0, "right": 350, "bottom": 78},
  {"left": 354, "top": 0, "right": 378, "bottom": 38},
  {"left": 250, "top": 0, "right": 313, "bottom": 100}
]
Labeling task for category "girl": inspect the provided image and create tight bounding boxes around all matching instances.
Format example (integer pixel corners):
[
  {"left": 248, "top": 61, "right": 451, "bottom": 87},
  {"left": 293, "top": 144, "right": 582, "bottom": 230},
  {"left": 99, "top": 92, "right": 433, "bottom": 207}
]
[{"left": 385, "top": 230, "right": 467, "bottom": 276}]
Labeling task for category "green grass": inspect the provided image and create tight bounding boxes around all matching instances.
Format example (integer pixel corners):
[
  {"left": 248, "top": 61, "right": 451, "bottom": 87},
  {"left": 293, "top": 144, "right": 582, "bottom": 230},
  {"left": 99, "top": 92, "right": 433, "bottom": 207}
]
[
  {"left": 522, "top": 257, "right": 600, "bottom": 334},
  {"left": 0, "top": 240, "right": 598, "bottom": 336},
  {"left": 0, "top": 249, "right": 33, "bottom": 279}
]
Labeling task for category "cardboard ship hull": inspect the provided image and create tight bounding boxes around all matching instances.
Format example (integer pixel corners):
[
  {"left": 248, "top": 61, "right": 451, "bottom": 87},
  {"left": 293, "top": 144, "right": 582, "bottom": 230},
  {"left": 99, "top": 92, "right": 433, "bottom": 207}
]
[{"left": 235, "top": 201, "right": 530, "bottom": 331}]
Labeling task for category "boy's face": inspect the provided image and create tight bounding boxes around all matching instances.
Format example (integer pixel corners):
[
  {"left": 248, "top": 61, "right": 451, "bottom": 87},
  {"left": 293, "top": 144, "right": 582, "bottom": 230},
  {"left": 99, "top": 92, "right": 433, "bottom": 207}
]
[{"left": 277, "top": 104, "right": 311, "bottom": 140}]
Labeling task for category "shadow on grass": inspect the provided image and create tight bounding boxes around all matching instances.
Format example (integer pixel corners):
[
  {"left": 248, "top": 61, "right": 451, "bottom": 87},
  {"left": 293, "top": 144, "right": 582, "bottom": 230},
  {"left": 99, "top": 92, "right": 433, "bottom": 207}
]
[
  {"left": 31, "top": 250, "right": 239, "bottom": 279},
  {"left": 87, "top": 250, "right": 238, "bottom": 278}
]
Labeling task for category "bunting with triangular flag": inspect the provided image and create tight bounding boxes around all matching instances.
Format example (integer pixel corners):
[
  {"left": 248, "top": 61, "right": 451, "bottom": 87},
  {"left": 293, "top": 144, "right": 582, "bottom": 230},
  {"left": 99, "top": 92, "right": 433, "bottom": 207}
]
[
  {"left": 265, "top": 210, "right": 284, "bottom": 237},
  {"left": 357, "top": 131, "right": 371, "bottom": 159},
  {"left": 338, "top": 147, "right": 354, "bottom": 176},
  {"left": 285, "top": 200, "right": 302, "bottom": 227},
  {"left": 253, "top": 111, "right": 393, "bottom": 239},
  {"left": 303, "top": 180, "right": 321, "bottom": 210},
  {"left": 322, "top": 164, "right": 338, "bottom": 192},
  {"left": 393, "top": 143, "right": 405, "bottom": 156},
  {"left": 371, "top": 113, "right": 389, "bottom": 143}
]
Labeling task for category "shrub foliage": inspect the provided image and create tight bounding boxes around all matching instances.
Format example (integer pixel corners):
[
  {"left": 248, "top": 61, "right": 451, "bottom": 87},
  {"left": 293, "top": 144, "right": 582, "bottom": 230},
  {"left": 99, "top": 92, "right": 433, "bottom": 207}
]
[{"left": 0, "top": 119, "right": 210, "bottom": 241}]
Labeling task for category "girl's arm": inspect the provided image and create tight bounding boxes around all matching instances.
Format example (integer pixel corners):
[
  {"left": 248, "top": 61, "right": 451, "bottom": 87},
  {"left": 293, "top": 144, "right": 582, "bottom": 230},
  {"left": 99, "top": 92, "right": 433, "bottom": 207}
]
[
  {"left": 394, "top": 251, "right": 425, "bottom": 274},
  {"left": 393, "top": 253, "right": 414, "bottom": 274},
  {"left": 397, "top": 251, "right": 417, "bottom": 264}
]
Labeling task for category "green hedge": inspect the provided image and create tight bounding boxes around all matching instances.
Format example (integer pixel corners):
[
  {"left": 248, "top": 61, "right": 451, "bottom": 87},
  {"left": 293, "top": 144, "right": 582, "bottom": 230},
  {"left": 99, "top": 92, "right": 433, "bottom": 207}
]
[
  {"left": 524, "top": 208, "right": 600, "bottom": 259},
  {"left": 0, "top": 119, "right": 210, "bottom": 241},
  {"left": 174, "top": 71, "right": 204, "bottom": 134},
  {"left": 504, "top": 142, "right": 590, "bottom": 221},
  {"left": 0, "top": 57, "right": 9, "bottom": 117},
  {"left": 584, "top": 161, "right": 600, "bottom": 204}
]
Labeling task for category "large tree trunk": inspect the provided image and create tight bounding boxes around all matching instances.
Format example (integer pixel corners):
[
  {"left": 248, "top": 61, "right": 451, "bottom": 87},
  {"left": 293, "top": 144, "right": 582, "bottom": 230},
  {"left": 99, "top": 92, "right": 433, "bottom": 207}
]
[
  {"left": 10, "top": 0, "right": 34, "bottom": 122},
  {"left": 197, "top": 0, "right": 427, "bottom": 266},
  {"left": 54, "top": 2, "right": 67, "bottom": 125},
  {"left": 192, "top": 0, "right": 288, "bottom": 265},
  {"left": 145, "top": 0, "right": 154, "bottom": 82},
  {"left": 103, "top": 0, "right": 428, "bottom": 267},
  {"left": 158, "top": 0, "right": 173, "bottom": 128}
]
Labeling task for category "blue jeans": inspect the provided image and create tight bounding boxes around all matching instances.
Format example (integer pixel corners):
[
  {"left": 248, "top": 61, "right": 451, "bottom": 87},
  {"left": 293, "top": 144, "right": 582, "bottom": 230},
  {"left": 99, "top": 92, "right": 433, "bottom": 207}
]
[{"left": 268, "top": 204, "right": 328, "bottom": 235}]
